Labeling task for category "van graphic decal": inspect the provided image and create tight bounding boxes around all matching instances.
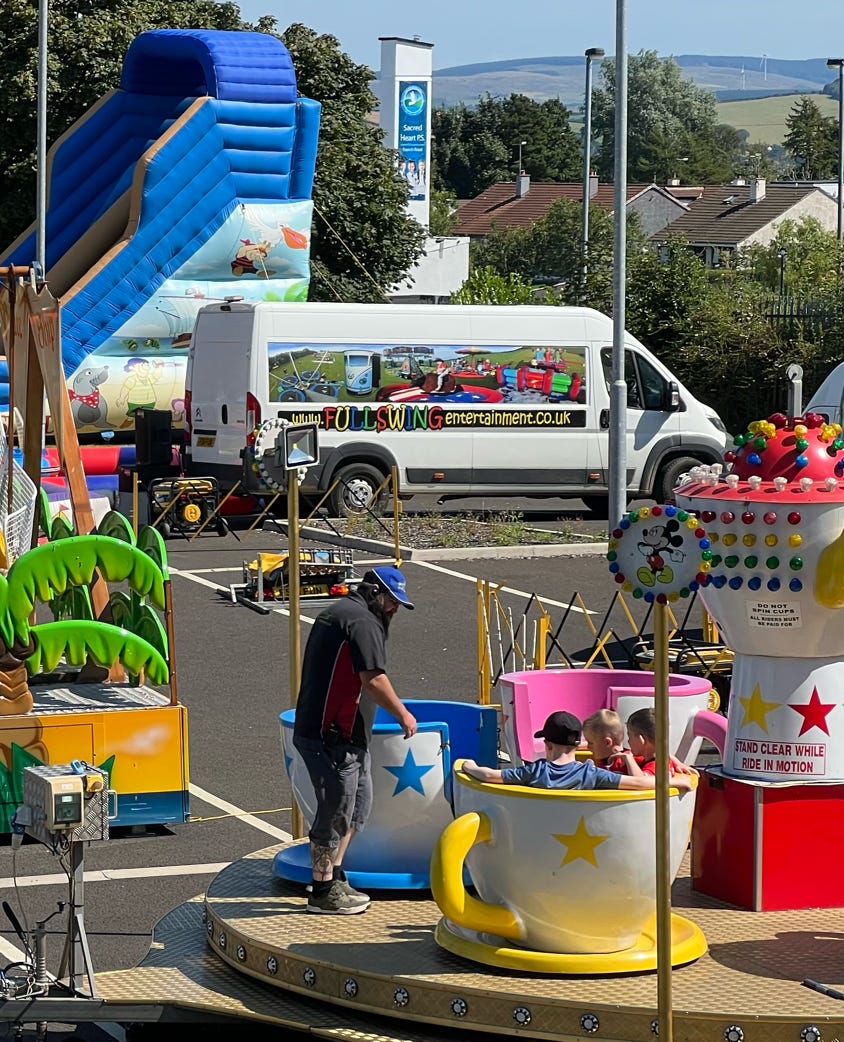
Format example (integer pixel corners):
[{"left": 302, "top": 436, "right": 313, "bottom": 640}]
[{"left": 267, "top": 342, "right": 588, "bottom": 409}]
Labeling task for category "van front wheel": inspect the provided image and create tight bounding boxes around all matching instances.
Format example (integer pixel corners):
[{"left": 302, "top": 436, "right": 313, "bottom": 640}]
[
  {"left": 656, "top": 456, "right": 700, "bottom": 503},
  {"left": 329, "top": 463, "right": 388, "bottom": 518}
]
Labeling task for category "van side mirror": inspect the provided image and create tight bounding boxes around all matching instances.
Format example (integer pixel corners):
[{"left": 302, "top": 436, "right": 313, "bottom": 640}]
[{"left": 664, "top": 381, "right": 681, "bottom": 412}]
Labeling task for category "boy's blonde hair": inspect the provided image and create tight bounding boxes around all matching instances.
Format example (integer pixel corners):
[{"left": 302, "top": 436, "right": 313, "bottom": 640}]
[{"left": 582, "top": 708, "right": 624, "bottom": 744}]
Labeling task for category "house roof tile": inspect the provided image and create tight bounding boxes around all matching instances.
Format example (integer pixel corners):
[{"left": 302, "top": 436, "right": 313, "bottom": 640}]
[
  {"left": 452, "top": 180, "right": 653, "bottom": 237},
  {"left": 655, "top": 184, "right": 819, "bottom": 246}
]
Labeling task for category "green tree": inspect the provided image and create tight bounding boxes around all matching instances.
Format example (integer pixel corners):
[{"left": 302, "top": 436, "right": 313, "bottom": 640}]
[
  {"left": 431, "top": 105, "right": 511, "bottom": 198},
  {"left": 783, "top": 97, "right": 838, "bottom": 180},
  {"left": 741, "top": 218, "right": 844, "bottom": 300},
  {"left": 470, "top": 199, "right": 642, "bottom": 313},
  {"left": 431, "top": 93, "right": 580, "bottom": 198},
  {"left": 279, "top": 23, "right": 424, "bottom": 301},
  {"left": 451, "top": 266, "right": 540, "bottom": 305},
  {"left": 428, "top": 188, "right": 460, "bottom": 237},
  {"left": 591, "top": 51, "right": 737, "bottom": 184}
]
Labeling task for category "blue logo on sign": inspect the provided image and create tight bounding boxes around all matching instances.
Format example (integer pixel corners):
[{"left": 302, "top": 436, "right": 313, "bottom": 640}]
[{"left": 400, "top": 84, "right": 425, "bottom": 117}]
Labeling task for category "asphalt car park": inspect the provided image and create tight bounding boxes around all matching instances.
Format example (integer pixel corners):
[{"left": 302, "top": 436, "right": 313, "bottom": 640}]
[{"left": 0, "top": 523, "right": 666, "bottom": 1039}]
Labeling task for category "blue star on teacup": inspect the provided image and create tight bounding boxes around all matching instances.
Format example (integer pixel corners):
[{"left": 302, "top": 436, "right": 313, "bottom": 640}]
[{"left": 382, "top": 748, "right": 436, "bottom": 796}]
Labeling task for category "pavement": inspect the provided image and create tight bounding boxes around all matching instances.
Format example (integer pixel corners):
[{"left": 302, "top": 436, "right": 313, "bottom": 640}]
[{"left": 0, "top": 522, "right": 685, "bottom": 1040}]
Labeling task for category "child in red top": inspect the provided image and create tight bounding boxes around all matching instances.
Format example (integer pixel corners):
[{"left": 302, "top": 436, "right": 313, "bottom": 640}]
[
  {"left": 623, "top": 707, "right": 692, "bottom": 777},
  {"left": 581, "top": 709, "right": 633, "bottom": 774}
]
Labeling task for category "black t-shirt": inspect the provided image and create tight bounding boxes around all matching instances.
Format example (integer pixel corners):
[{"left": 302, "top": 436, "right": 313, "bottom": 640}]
[{"left": 293, "top": 592, "right": 387, "bottom": 747}]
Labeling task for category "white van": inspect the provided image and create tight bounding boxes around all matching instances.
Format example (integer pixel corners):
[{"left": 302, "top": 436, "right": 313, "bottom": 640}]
[
  {"left": 183, "top": 302, "right": 728, "bottom": 515},
  {"left": 806, "top": 363, "right": 844, "bottom": 425}
]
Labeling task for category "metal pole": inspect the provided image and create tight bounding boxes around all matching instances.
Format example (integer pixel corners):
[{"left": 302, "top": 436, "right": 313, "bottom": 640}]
[
  {"left": 288, "top": 476, "right": 304, "bottom": 839},
  {"left": 654, "top": 603, "right": 674, "bottom": 1042},
  {"left": 581, "top": 49, "right": 603, "bottom": 284},
  {"left": 609, "top": 0, "right": 628, "bottom": 527},
  {"left": 35, "top": 0, "right": 49, "bottom": 274},
  {"left": 827, "top": 58, "right": 844, "bottom": 242}
]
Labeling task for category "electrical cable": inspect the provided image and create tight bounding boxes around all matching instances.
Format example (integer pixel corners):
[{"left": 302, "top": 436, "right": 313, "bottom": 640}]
[
  {"left": 312, "top": 202, "right": 392, "bottom": 300},
  {"left": 9, "top": 850, "right": 33, "bottom": 964}
]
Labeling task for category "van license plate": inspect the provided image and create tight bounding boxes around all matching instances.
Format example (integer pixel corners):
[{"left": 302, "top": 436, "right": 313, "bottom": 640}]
[{"left": 196, "top": 435, "right": 216, "bottom": 448}]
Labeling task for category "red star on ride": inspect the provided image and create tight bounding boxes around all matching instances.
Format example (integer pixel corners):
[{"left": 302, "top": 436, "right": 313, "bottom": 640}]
[{"left": 789, "top": 686, "right": 836, "bottom": 736}]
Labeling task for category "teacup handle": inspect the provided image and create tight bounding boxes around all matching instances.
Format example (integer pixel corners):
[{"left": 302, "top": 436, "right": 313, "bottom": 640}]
[{"left": 430, "top": 811, "right": 520, "bottom": 941}]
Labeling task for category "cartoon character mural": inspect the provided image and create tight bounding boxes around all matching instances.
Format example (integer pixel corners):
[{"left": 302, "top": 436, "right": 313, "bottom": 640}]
[
  {"left": 68, "top": 365, "right": 110, "bottom": 429},
  {"left": 636, "top": 519, "right": 686, "bottom": 587}
]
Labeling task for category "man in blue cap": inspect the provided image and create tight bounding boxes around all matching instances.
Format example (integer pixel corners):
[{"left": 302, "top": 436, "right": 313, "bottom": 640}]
[{"left": 293, "top": 565, "right": 417, "bottom": 914}]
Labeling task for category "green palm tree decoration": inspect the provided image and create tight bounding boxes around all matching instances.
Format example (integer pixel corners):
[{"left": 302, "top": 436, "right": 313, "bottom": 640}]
[{"left": 0, "top": 513, "right": 170, "bottom": 714}]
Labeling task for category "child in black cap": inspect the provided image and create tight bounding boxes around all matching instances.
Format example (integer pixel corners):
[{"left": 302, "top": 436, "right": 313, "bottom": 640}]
[{"left": 462, "top": 710, "right": 696, "bottom": 791}]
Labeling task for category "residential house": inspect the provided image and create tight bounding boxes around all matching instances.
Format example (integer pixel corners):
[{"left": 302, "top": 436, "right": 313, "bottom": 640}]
[
  {"left": 654, "top": 178, "right": 840, "bottom": 267},
  {"left": 453, "top": 174, "right": 689, "bottom": 241}
]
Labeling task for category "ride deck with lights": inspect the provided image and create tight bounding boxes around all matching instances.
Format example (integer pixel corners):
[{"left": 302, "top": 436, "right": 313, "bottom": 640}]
[{"left": 66, "top": 841, "right": 843, "bottom": 1042}]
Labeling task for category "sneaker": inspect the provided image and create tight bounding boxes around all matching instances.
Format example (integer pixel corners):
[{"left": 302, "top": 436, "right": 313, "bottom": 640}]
[
  {"left": 334, "top": 878, "right": 371, "bottom": 903},
  {"left": 307, "top": 880, "right": 371, "bottom": 915}
]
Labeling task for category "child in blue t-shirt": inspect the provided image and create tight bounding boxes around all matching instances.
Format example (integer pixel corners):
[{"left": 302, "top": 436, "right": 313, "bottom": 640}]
[{"left": 461, "top": 710, "right": 696, "bottom": 792}]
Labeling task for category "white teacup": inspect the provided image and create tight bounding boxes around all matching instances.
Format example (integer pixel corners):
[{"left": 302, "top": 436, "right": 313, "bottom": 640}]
[
  {"left": 278, "top": 700, "right": 498, "bottom": 888},
  {"left": 431, "top": 762, "right": 697, "bottom": 954}
]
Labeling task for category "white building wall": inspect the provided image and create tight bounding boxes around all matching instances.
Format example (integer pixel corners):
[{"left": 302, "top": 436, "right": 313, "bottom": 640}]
[
  {"left": 741, "top": 191, "right": 840, "bottom": 248},
  {"left": 389, "top": 236, "right": 470, "bottom": 302}
]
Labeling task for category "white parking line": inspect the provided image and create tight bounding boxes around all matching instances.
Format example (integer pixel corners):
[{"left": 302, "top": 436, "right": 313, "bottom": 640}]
[
  {"left": 0, "top": 861, "right": 232, "bottom": 889},
  {"left": 170, "top": 566, "right": 315, "bottom": 622},
  {"left": 189, "top": 784, "right": 292, "bottom": 843},
  {"left": 411, "top": 559, "right": 594, "bottom": 613}
]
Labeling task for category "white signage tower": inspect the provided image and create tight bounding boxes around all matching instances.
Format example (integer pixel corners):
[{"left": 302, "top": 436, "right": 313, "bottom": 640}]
[
  {"left": 378, "top": 36, "right": 469, "bottom": 302},
  {"left": 378, "top": 36, "right": 433, "bottom": 230}
]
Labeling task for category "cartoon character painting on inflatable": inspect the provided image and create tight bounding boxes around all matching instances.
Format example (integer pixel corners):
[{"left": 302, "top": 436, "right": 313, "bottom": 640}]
[{"left": 0, "top": 29, "right": 320, "bottom": 436}]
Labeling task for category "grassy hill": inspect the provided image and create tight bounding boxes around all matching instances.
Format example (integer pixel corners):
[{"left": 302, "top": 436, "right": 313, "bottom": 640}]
[
  {"left": 715, "top": 93, "right": 839, "bottom": 143},
  {"left": 429, "top": 54, "right": 834, "bottom": 111}
]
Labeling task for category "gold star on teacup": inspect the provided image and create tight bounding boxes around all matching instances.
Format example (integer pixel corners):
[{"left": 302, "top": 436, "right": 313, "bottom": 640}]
[
  {"left": 553, "top": 816, "right": 609, "bottom": 868},
  {"left": 738, "top": 683, "right": 779, "bottom": 733}
]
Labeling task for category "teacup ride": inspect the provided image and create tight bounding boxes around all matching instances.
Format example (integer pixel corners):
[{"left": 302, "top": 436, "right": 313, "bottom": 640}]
[
  {"left": 499, "top": 666, "right": 724, "bottom": 767},
  {"left": 429, "top": 505, "right": 712, "bottom": 975},
  {"left": 431, "top": 762, "right": 706, "bottom": 974},
  {"left": 274, "top": 698, "right": 498, "bottom": 889}
]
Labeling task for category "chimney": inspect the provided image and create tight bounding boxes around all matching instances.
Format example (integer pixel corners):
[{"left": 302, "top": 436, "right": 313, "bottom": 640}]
[
  {"left": 516, "top": 173, "right": 531, "bottom": 198},
  {"left": 667, "top": 177, "right": 681, "bottom": 187},
  {"left": 749, "top": 177, "right": 767, "bottom": 203},
  {"left": 589, "top": 173, "right": 599, "bottom": 199}
]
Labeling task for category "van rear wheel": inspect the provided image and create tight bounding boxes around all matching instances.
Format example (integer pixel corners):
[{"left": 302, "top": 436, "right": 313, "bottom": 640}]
[
  {"left": 656, "top": 456, "right": 700, "bottom": 503},
  {"left": 328, "top": 463, "right": 388, "bottom": 518}
]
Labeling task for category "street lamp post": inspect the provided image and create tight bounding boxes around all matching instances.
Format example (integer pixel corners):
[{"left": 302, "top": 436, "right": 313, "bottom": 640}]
[
  {"left": 581, "top": 46, "right": 605, "bottom": 284},
  {"left": 778, "top": 246, "right": 788, "bottom": 296},
  {"left": 517, "top": 138, "right": 527, "bottom": 175},
  {"left": 35, "top": 0, "right": 49, "bottom": 274},
  {"left": 828, "top": 58, "right": 844, "bottom": 241}
]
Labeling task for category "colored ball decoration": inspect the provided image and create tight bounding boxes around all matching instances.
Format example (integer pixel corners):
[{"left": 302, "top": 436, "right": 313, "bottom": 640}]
[{"left": 725, "top": 412, "right": 844, "bottom": 484}]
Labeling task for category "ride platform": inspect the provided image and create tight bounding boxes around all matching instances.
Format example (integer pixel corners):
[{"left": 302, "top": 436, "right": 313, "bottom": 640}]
[{"left": 88, "top": 841, "right": 844, "bottom": 1041}]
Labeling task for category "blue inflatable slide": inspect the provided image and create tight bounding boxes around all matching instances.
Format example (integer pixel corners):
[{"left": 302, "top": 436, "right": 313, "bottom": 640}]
[{"left": 1, "top": 29, "right": 320, "bottom": 435}]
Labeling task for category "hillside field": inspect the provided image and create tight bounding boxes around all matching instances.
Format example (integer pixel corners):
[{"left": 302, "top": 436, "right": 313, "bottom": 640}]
[{"left": 716, "top": 93, "right": 839, "bottom": 143}]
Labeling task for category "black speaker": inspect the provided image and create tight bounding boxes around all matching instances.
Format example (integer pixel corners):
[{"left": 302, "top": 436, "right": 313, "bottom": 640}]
[{"left": 134, "top": 408, "right": 173, "bottom": 467}]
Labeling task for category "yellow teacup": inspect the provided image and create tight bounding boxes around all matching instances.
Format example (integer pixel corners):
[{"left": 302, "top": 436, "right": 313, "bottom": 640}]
[{"left": 431, "top": 762, "right": 696, "bottom": 955}]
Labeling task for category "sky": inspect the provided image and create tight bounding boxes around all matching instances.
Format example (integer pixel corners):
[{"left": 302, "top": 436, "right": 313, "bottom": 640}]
[{"left": 238, "top": 0, "right": 844, "bottom": 71}]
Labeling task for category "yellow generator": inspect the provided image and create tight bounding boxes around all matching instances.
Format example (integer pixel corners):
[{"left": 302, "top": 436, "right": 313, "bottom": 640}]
[
  {"left": 243, "top": 548, "right": 355, "bottom": 602},
  {"left": 148, "top": 477, "right": 225, "bottom": 539}
]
